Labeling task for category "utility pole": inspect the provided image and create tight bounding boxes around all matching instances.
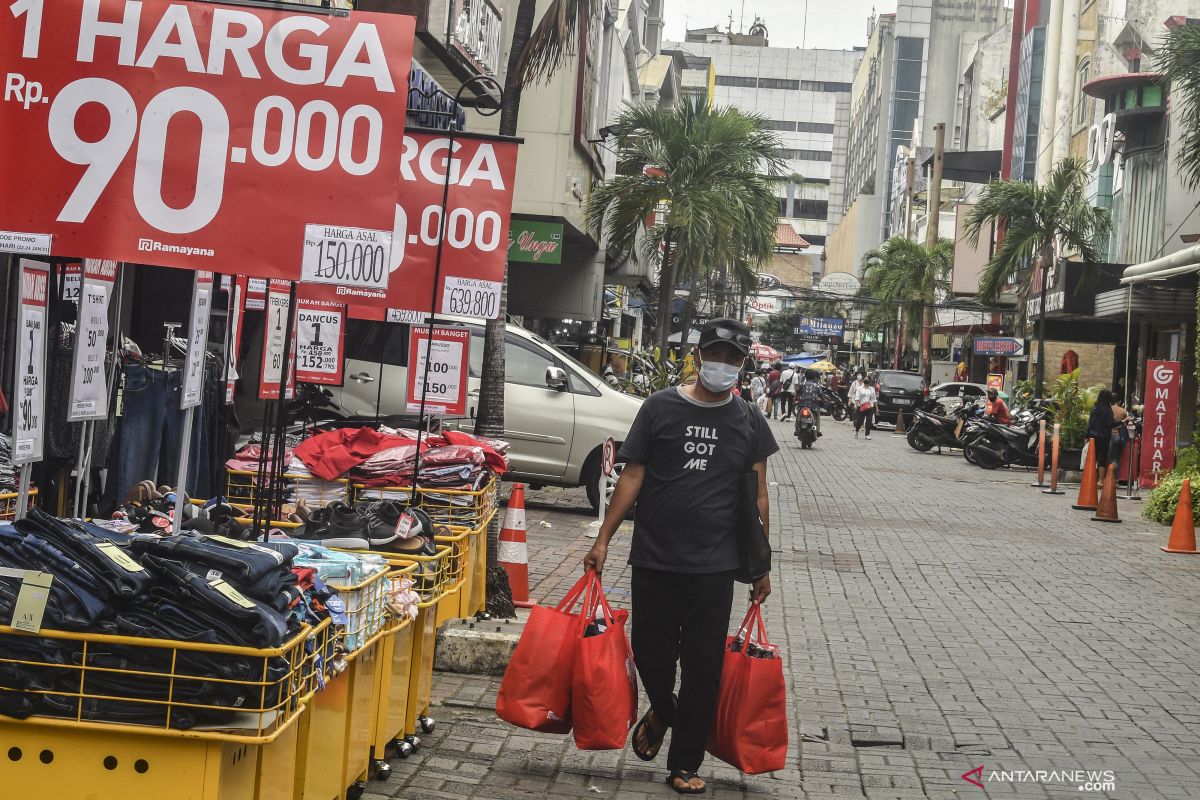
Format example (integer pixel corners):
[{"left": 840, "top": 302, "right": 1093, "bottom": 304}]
[
  {"left": 921, "top": 122, "right": 945, "bottom": 383},
  {"left": 894, "top": 154, "right": 917, "bottom": 370}
]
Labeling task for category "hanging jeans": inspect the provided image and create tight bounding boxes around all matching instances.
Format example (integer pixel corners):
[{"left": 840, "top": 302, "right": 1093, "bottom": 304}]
[{"left": 107, "top": 365, "right": 207, "bottom": 505}]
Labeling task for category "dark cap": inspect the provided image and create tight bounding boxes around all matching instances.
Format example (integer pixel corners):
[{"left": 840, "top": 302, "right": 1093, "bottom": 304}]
[{"left": 698, "top": 317, "right": 753, "bottom": 356}]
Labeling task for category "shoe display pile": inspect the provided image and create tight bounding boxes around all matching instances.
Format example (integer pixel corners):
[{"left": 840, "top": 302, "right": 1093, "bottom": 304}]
[{"left": 292, "top": 499, "right": 442, "bottom": 556}]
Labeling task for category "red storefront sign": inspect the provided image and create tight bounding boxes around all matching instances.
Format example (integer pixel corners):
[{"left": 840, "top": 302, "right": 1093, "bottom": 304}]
[
  {"left": 0, "top": 1, "right": 414, "bottom": 280},
  {"left": 1140, "top": 359, "right": 1182, "bottom": 488},
  {"left": 303, "top": 130, "right": 518, "bottom": 320}
]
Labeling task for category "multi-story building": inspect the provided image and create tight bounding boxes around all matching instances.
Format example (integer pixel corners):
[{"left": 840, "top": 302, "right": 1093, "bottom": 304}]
[
  {"left": 663, "top": 24, "right": 862, "bottom": 278},
  {"left": 827, "top": 0, "right": 1008, "bottom": 277}
]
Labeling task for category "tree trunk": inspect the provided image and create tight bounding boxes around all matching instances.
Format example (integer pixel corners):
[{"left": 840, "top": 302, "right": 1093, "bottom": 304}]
[
  {"left": 475, "top": 0, "right": 538, "bottom": 619},
  {"left": 1034, "top": 242, "right": 1054, "bottom": 397},
  {"left": 920, "top": 301, "right": 933, "bottom": 382},
  {"left": 892, "top": 308, "right": 904, "bottom": 369},
  {"left": 677, "top": 278, "right": 702, "bottom": 358},
  {"left": 654, "top": 227, "right": 675, "bottom": 363}
]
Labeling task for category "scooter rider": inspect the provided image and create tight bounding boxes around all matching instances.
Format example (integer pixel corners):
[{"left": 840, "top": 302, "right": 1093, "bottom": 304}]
[
  {"left": 794, "top": 369, "right": 824, "bottom": 437},
  {"left": 985, "top": 388, "right": 1012, "bottom": 424}
]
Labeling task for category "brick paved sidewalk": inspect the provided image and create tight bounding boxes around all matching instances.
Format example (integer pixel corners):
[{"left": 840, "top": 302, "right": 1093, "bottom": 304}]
[{"left": 367, "top": 413, "right": 1200, "bottom": 800}]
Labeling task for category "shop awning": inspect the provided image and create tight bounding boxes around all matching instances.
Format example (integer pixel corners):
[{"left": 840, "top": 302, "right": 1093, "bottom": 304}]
[
  {"left": 920, "top": 150, "right": 1002, "bottom": 184},
  {"left": 1121, "top": 244, "right": 1200, "bottom": 284}
]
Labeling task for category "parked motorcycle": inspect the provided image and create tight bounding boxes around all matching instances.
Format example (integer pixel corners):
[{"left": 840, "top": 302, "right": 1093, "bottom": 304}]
[
  {"left": 906, "top": 402, "right": 984, "bottom": 453},
  {"left": 963, "top": 409, "right": 1051, "bottom": 470},
  {"left": 818, "top": 387, "right": 847, "bottom": 421},
  {"left": 794, "top": 406, "right": 818, "bottom": 449}
]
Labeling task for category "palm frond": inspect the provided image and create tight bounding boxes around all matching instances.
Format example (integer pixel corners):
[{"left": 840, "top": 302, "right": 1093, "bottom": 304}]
[
  {"left": 516, "top": 0, "right": 597, "bottom": 86},
  {"left": 1155, "top": 24, "right": 1200, "bottom": 189}
]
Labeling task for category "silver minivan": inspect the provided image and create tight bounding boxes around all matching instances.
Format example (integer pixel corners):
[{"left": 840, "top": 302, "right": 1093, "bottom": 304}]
[{"left": 330, "top": 317, "right": 643, "bottom": 508}]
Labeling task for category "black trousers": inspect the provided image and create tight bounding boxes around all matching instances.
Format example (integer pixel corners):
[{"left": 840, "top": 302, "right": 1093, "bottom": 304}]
[{"left": 631, "top": 567, "right": 736, "bottom": 773}]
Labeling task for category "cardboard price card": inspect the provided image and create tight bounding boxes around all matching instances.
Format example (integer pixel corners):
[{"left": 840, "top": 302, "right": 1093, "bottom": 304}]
[
  {"left": 67, "top": 259, "right": 119, "bottom": 420},
  {"left": 405, "top": 325, "right": 470, "bottom": 416},
  {"left": 13, "top": 260, "right": 49, "bottom": 464},
  {"left": 182, "top": 271, "right": 214, "bottom": 409},
  {"left": 259, "top": 280, "right": 296, "bottom": 400},
  {"left": 295, "top": 300, "right": 345, "bottom": 385},
  {"left": 0, "top": 1, "right": 414, "bottom": 281}
]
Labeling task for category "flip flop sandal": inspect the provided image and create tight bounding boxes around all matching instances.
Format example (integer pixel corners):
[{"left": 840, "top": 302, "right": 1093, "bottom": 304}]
[
  {"left": 666, "top": 771, "right": 706, "bottom": 795},
  {"left": 631, "top": 710, "right": 667, "bottom": 761}
]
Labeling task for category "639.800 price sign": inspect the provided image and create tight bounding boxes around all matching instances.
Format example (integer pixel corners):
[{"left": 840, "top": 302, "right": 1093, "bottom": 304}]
[{"left": 0, "top": 0, "right": 413, "bottom": 284}]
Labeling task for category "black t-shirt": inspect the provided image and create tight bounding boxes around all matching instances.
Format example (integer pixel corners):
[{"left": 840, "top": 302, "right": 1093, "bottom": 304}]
[{"left": 618, "top": 386, "right": 779, "bottom": 573}]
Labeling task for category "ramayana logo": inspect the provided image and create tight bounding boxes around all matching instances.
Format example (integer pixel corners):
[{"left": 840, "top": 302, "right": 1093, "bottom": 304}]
[
  {"left": 962, "top": 765, "right": 1115, "bottom": 793},
  {"left": 138, "top": 238, "right": 215, "bottom": 258}
]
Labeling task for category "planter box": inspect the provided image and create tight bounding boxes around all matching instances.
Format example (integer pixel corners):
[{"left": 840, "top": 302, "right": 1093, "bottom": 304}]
[{"left": 1058, "top": 448, "right": 1083, "bottom": 471}]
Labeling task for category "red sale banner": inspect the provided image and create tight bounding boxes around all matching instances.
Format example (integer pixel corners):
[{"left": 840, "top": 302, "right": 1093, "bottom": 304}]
[
  {"left": 0, "top": 1, "right": 414, "bottom": 282},
  {"left": 304, "top": 130, "right": 518, "bottom": 320},
  {"left": 1141, "top": 359, "right": 1182, "bottom": 488}
]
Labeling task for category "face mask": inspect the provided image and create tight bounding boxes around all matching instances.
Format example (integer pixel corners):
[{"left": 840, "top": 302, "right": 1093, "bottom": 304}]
[{"left": 698, "top": 360, "right": 740, "bottom": 392}]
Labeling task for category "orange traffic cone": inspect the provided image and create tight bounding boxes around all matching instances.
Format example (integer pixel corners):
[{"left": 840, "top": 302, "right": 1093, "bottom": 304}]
[
  {"left": 893, "top": 409, "right": 906, "bottom": 434},
  {"left": 498, "top": 484, "right": 537, "bottom": 607},
  {"left": 1162, "top": 478, "right": 1200, "bottom": 554},
  {"left": 1091, "top": 463, "right": 1120, "bottom": 523},
  {"left": 1072, "top": 438, "right": 1099, "bottom": 511}
]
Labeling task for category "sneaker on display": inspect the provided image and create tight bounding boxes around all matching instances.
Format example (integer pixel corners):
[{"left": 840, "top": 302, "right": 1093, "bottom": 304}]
[{"left": 298, "top": 502, "right": 370, "bottom": 549}]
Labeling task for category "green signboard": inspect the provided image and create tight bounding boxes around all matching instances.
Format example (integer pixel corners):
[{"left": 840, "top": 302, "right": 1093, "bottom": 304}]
[{"left": 508, "top": 219, "right": 563, "bottom": 264}]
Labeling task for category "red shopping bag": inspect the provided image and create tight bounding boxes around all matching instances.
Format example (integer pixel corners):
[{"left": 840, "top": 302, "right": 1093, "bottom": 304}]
[
  {"left": 495, "top": 573, "right": 591, "bottom": 732},
  {"left": 706, "top": 603, "right": 788, "bottom": 774},
  {"left": 571, "top": 573, "right": 638, "bottom": 750}
]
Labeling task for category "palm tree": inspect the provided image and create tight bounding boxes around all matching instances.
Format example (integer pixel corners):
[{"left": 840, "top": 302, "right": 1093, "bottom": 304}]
[
  {"left": 860, "top": 237, "right": 954, "bottom": 368},
  {"left": 1156, "top": 23, "right": 1200, "bottom": 190},
  {"left": 474, "top": 0, "right": 597, "bottom": 614},
  {"left": 584, "top": 99, "right": 784, "bottom": 362},
  {"left": 962, "top": 157, "right": 1110, "bottom": 396}
]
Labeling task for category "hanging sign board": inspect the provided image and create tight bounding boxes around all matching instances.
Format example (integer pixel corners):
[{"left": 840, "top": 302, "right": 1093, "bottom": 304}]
[
  {"left": 245, "top": 278, "right": 267, "bottom": 311},
  {"left": 61, "top": 262, "right": 82, "bottom": 302},
  {"left": 13, "top": 260, "right": 49, "bottom": 464},
  {"left": 67, "top": 259, "right": 119, "bottom": 420},
  {"left": 405, "top": 325, "right": 470, "bottom": 416},
  {"left": 259, "top": 280, "right": 296, "bottom": 400},
  {"left": 225, "top": 275, "right": 247, "bottom": 403},
  {"left": 1140, "top": 359, "right": 1182, "bottom": 489},
  {"left": 0, "top": 1, "right": 414, "bottom": 281},
  {"left": 182, "top": 271, "right": 215, "bottom": 409},
  {"left": 295, "top": 299, "right": 346, "bottom": 385},
  {"left": 303, "top": 131, "right": 518, "bottom": 320}
]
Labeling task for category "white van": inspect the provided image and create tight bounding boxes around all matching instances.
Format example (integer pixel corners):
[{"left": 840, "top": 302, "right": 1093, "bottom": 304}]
[{"left": 330, "top": 317, "right": 643, "bottom": 508}]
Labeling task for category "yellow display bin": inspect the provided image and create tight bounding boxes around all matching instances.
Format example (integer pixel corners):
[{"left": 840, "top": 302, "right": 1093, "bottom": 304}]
[
  {"left": 0, "top": 620, "right": 324, "bottom": 800},
  {"left": 352, "top": 477, "right": 498, "bottom": 530},
  {"left": 395, "top": 545, "right": 451, "bottom": 738},
  {"left": 367, "top": 563, "right": 418, "bottom": 765},
  {"left": 0, "top": 488, "right": 38, "bottom": 520},
  {"left": 433, "top": 527, "right": 469, "bottom": 628}
]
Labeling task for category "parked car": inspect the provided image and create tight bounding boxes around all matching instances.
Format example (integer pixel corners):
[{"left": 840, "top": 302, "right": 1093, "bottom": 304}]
[
  {"left": 332, "top": 316, "right": 643, "bottom": 509},
  {"left": 871, "top": 370, "right": 927, "bottom": 425},
  {"left": 929, "top": 382, "right": 1009, "bottom": 413}
]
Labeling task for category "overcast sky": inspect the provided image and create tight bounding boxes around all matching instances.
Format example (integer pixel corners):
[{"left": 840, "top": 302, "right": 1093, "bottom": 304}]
[{"left": 664, "top": 0, "right": 895, "bottom": 51}]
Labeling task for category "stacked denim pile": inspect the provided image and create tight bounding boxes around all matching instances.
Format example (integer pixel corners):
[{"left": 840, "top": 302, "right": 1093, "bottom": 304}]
[{"left": 0, "top": 509, "right": 337, "bottom": 729}]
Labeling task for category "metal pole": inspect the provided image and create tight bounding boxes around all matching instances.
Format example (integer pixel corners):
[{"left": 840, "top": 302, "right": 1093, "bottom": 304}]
[
  {"left": 1032, "top": 418, "right": 1046, "bottom": 487},
  {"left": 71, "top": 421, "right": 88, "bottom": 519},
  {"left": 1123, "top": 284, "right": 1133, "bottom": 403},
  {"left": 921, "top": 123, "right": 945, "bottom": 383},
  {"left": 82, "top": 267, "right": 125, "bottom": 517},
  {"left": 171, "top": 406, "right": 196, "bottom": 534},
  {"left": 14, "top": 463, "right": 31, "bottom": 520},
  {"left": 1034, "top": 247, "right": 1052, "bottom": 397},
  {"left": 269, "top": 282, "right": 299, "bottom": 524}
]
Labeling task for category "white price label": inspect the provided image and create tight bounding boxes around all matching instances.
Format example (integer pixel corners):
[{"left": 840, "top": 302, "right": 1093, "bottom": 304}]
[
  {"left": 67, "top": 280, "right": 110, "bottom": 420},
  {"left": 62, "top": 267, "right": 81, "bottom": 302},
  {"left": 441, "top": 276, "right": 502, "bottom": 319},
  {"left": 262, "top": 292, "right": 290, "bottom": 386},
  {"left": 14, "top": 261, "right": 49, "bottom": 465},
  {"left": 296, "top": 307, "right": 343, "bottom": 381},
  {"left": 409, "top": 338, "right": 463, "bottom": 408},
  {"left": 182, "top": 275, "right": 213, "bottom": 409},
  {"left": 301, "top": 224, "right": 392, "bottom": 289},
  {"left": 0, "top": 231, "right": 52, "bottom": 256},
  {"left": 387, "top": 308, "right": 429, "bottom": 324},
  {"left": 246, "top": 278, "right": 267, "bottom": 311}
]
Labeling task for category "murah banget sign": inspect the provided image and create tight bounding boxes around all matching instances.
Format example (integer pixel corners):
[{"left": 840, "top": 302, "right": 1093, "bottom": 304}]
[{"left": 0, "top": 0, "right": 414, "bottom": 283}]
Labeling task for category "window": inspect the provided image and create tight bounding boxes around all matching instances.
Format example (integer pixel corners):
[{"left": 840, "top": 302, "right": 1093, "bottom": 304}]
[
  {"left": 715, "top": 74, "right": 757, "bottom": 88},
  {"left": 796, "top": 121, "right": 835, "bottom": 134},
  {"left": 759, "top": 77, "right": 800, "bottom": 90},
  {"left": 766, "top": 119, "right": 797, "bottom": 131},
  {"left": 1075, "top": 58, "right": 1090, "bottom": 125},
  {"left": 800, "top": 80, "right": 823, "bottom": 91},
  {"left": 506, "top": 338, "right": 560, "bottom": 388},
  {"left": 346, "top": 319, "right": 409, "bottom": 366},
  {"left": 778, "top": 148, "right": 832, "bottom": 162},
  {"left": 795, "top": 199, "right": 829, "bottom": 219},
  {"left": 822, "top": 82, "right": 852, "bottom": 93}
]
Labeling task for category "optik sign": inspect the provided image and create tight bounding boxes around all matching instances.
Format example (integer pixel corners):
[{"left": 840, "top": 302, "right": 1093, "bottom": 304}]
[{"left": 1140, "top": 360, "right": 1182, "bottom": 489}]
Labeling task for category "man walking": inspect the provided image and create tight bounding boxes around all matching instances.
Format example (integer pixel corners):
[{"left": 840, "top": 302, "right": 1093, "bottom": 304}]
[
  {"left": 584, "top": 318, "right": 777, "bottom": 795},
  {"left": 779, "top": 364, "right": 796, "bottom": 421}
]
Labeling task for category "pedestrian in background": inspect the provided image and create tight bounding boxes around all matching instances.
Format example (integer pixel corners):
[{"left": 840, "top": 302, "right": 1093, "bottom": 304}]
[
  {"left": 850, "top": 372, "right": 877, "bottom": 439},
  {"left": 584, "top": 317, "right": 777, "bottom": 795},
  {"left": 779, "top": 364, "right": 796, "bottom": 421},
  {"left": 750, "top": 369, "right": 767, "bottom": 411},
  {"left": 765, "top": 364, "right": 782, "bottom": 419},
  {"left": 1087, "top": 388, "right": 1127, "bottom": 468}
]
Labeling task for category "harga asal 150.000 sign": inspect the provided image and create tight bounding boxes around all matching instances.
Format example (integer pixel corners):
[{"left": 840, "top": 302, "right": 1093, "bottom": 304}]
[{"left": 0, "top": 0, "right": 413, "bottom": 284}]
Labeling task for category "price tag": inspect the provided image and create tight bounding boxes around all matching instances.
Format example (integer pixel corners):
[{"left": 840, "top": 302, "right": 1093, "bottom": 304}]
[
  {"left": 68, "top": 260, "right": 118, "bottom": 421},
  {"left": 61, "top": 262, "right": 82, "bottom": 301},
  {"left": 259, "top": 283, "right": 296, "bottom": 400},
  {"left": 441, "top": 276, "right": 502, "bottom": 319},
  {"left": 301, "top": 224, "right": 392, "bottom": 289},
  {"left": 246, "top": 278, "right": 267, "bottom": 311},
  {"left": 296, "top": 301, "right": 345, "bottom": 385},
  {"left": 405, "top": 325, "right": 470, "bottom": 416},
  {"left": 96, "top": 541, "right": 144, "bottom": 574},
  {"left": 13, "top": 260, "right": 49, "bottom": 465},
  {"left": 182, "top": 272, "right": 214, "bottom": 409},
  {"left": 387, "top": 308, "right": 429, "bottom": 324},
  {"left": 0, "top": 569, "right": 54, "bottom": 634},
  {"left": 209, "top": 578, "right": 257, "bottom": 610}
]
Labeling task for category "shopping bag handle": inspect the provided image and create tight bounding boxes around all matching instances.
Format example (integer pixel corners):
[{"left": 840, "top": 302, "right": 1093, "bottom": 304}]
[
  {"left": 555, "top": 572, "right": 593, "bottom": 613},
  {"left": 733, "top": 602, "right": 774, "bottom": 650},
  {"left": 581, "top": 570, "right": 616, "bottom": 627}
]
